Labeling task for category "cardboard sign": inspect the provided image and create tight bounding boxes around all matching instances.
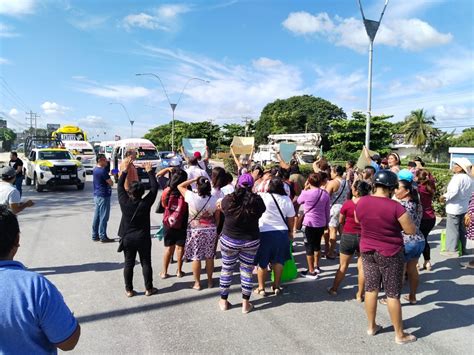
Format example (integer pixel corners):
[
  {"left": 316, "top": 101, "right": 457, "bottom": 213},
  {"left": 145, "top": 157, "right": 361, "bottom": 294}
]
[
  {"left": 356, "top": 148, "right": 378, "bottom": 170},
  {"left": 182, "top": 138, "right": 206, "bottom": 158},
  {"left": 231, "top": 136, "right": 254, "bottom": 155},
  {"left": 279, "top": 143, "right": 296, "bottom": 163}
]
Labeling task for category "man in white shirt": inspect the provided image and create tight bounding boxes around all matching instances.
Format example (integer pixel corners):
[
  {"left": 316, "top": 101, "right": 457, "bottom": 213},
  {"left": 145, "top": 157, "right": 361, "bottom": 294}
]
[
  {"left": 0, "top": 166, "right": 34, "bottom": 214},
  {"left": 185, "top": 157, "right": 210, "bottom": 191},
  {"left": 442, "top": 158, "right": 473, "bottom": 257}
]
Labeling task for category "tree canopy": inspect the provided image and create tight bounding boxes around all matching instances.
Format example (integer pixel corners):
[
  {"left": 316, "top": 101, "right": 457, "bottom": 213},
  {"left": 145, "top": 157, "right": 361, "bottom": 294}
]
[
  {"left": 0, "top": 128, "right": 17, "bottom": 151},
  {"left": 401, "top": 109, "right": 436, "bottom": 149},
  {"left": 255, "top": 95, "right": 346, "bottom": 150}
]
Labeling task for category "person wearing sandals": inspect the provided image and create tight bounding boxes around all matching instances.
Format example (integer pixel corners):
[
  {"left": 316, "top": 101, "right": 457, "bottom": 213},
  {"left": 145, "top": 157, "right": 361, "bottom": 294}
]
[
  {"left": 394, "top": 172, "right": 425, "bottom": 305},
  {"left": 158, "top": 167, "right": 188, "bottom": 279},
  {"left": 254, "top": 177, "right": 295, "bottom": 296},
  {"left": 218, "top": 173, "right": 266, "bottom": 313},
  {"left": 415, "top": 169, "right": 436, "bottom": 270},
  {"left": 297, "top": 173, "right": 330, "bottom": 279},
  {"left": 118, "top": 158, "right": 158, "bottom": 298},
  {"left": 178, "top": 176, "right": 219, "bottom": 290},
  {"left": 328, "top": 180, "right": 371, "bottom": 300},
  {"left": 354, "top": 170, "right": 417, "bottom": 344}
]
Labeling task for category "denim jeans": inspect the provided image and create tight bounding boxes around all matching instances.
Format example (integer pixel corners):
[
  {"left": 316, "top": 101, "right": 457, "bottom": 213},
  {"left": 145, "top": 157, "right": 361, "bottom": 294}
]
[
  {"left": 446, "top": 213, "right": 466, "bottom": 254},
  {"left": 92, "top": 196, "right": 111, "bottom": 240},
  {"left": 14, "top": 175, "right": 23, "bottom": 197}
]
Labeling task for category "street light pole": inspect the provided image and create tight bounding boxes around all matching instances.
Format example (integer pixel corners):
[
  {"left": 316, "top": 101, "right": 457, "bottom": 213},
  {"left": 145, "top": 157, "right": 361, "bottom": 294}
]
[
  {"left": 109, "top": 102, "right": 135, "bottom": 138},
  {"left": 136, "top": 73, "right": 209, "bottom": 152},
  {"left": 358, "top": 0, "right": 389, "bottom": 149}
]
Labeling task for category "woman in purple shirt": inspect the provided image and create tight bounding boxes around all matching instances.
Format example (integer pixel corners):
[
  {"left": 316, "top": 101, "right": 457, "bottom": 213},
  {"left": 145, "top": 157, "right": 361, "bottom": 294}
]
[{"left": 297, "top": 173, "right": 330, "bottom": 279}]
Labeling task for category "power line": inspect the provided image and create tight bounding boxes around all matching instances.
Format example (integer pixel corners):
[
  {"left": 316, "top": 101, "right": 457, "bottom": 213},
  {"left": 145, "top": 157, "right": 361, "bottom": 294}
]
[{"left": 0, "top": 77, "right": 31, "bottom": 112}]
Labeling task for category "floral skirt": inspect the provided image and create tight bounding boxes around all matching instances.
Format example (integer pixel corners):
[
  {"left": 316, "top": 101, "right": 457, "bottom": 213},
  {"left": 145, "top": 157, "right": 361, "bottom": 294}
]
[{"left": 184, "top": 226, "right": 218, "bottom": 261}]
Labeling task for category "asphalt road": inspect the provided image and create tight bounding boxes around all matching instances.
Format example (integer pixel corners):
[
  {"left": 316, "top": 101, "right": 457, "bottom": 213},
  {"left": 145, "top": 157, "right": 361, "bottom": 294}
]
[{"left": 13, "top": 176, "right": 474, "bottom": 354}]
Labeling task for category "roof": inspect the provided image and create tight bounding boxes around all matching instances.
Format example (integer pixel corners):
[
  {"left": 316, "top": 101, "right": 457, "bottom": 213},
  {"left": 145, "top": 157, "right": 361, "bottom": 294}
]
[
  {"left": 34, "top": 148, "right": 69, "bottom": 152},
  {"left": 449, "top": 147, "right": 474, "bottom": 154}
]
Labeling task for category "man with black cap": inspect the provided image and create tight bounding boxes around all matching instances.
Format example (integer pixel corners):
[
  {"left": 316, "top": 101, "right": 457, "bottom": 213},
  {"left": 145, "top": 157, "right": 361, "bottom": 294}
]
[{"left": 0, "top": 166, "right": 34, "bottom": 214}]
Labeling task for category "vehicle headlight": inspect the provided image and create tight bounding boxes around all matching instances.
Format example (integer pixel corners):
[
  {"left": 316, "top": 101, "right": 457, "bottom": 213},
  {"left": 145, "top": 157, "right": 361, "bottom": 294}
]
[{"left": 39, "top": 165, "right": 50, "bottom": 171}]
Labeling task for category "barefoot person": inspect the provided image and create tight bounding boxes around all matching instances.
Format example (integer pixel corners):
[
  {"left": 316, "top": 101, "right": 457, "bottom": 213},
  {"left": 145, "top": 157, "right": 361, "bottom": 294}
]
[
  {"left": 118, "top": 159, "right": 158, "bottom": 297},
  {"left": 355, "top": 170, "right": 417, "bottom": 344},
  {"left": 178, "top": 176, "right": 219, "bottom": 290},
  {"left": 328, "top": 180, "right": 371, "bottom": 300}
]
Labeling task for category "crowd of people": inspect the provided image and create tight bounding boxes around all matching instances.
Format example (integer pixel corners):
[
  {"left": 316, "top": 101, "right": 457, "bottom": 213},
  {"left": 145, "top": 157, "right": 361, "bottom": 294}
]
[{"left": 1, "top": 146, "right": 473, "bottom": 351}]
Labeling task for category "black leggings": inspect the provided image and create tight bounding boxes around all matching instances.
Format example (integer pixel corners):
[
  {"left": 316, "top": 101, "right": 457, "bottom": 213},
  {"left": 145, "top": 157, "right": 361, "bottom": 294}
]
[
  {"left": 420, "top": 218, "right": 436, "bottom": 261},
  {"left": 123, "top": 238, "right": 153, "bottom": 291},
  {"left": 303, "top": 226, "right": 325, "bottom": 255}
]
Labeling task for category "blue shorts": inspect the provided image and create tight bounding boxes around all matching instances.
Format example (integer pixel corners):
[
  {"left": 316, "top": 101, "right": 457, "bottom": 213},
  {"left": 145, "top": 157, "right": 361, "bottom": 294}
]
[
  {"left": 404, "top": 240, "right": 425, "bottom": 262},
  {"left": 254, "top": 230, "right": 291, "bottom": 268}
]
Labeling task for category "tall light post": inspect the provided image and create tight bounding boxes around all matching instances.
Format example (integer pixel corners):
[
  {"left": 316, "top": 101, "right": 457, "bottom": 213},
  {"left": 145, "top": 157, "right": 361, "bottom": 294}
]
[
  {"left": 109, "top": 102, "right": 135, "bottom": 138},
  {"left": 358, "top": 0, "right": 389, "bottom": 149},
  {"left": 136, "top": 73, "right": 209, "bottom": 152}
]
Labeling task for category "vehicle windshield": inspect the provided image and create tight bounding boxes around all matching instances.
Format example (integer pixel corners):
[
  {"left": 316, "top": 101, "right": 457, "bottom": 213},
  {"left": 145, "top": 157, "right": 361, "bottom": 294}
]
[
  {"left": 300, "top": 154, "right": 316, "bottom": 163},
  {"left": 137, "top": 149, "right": 159, "bottom": 160},
  {"left": 105, "top": 146, "right": 113, "bottom": 153},
  {"left": 159, "top": 151, "right": 172, "bottom": 159},
  {"left": 39, "top": 151, "right": 73, "bottom": 160}
]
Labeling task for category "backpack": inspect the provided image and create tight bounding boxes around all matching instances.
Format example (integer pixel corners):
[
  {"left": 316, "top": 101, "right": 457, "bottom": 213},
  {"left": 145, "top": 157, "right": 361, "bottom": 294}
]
[{"left": 163, "top": 189, "right": 187, "bottom": 229}]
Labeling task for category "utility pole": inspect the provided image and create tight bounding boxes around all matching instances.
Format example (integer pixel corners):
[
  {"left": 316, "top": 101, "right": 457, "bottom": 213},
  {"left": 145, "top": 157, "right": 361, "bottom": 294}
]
[{"left": 25, "top": 111, "right": 39, "bottom": 136}]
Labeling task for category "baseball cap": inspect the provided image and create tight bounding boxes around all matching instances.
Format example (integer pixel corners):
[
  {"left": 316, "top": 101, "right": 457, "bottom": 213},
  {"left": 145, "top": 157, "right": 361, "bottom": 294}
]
[
  {"left": 194, "top": 151, "right": 202, "bottom": 159},
  {"left": 237, "top": 173, "right": 254, "bottom": 188},
  {"left": 381, "top": 158, "right": 388, "bottom": 164},
  {"left": 398, "top": 169, "right": 414, "bottom": 182},
  {"left": 0, "top": 166, "right": 16, "bottom": 180}
]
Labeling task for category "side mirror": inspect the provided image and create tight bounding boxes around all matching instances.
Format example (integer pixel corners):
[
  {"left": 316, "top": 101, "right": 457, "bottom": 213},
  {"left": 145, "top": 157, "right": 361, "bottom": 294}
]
[{"left": 76, "top": 156, "right": 82, "bottom": 161}]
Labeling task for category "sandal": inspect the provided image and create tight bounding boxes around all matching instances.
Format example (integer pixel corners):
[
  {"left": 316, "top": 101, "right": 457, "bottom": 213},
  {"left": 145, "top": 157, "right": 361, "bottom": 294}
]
[
  {"left": 253, "top": 288, "right": 267, "bottom": 297},
  {"left": 379, "top": 298, "right": 388, "bottom": 305},
  {"left": 423, "top": 261, "right": 432, "bottom": 271},
  {"left": 145, "top": 287, "right": 158, "bottom": 296},
  {"left": 403, "top": 295, "right": 417, "bottom": 305},
  {"left": 125, "top": 290, "right": 136, "bottom": 298},
  {"left": 367, "top": 324, "right": 383, "bottom": 336},
  {"left": 327, "top": 287, "right": 337, "bottom": 296},
  {"left": 272, "top": 286, "right": 283, "bottom": 295},
  {"left": 159, "top": 272, "right": 170, "bottom": 279},
  {"left": 176, "top": 271, "right": 186, "bottom": 278},
  {"left": 396, "top": 334, "right": 417, "bottom": 345}
]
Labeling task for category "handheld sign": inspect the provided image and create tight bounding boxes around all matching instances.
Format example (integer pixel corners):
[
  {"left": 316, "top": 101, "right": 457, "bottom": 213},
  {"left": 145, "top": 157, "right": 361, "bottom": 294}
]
[{"left": 182, "top": 138, "right": 206, "bottom": 158}]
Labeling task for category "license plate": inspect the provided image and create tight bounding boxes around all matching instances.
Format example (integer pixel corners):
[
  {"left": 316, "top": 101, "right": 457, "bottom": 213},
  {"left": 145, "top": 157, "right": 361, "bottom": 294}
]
[
  {"left": 141, "top": 178, "right": 149, "bottom": 183},
  {"left": 60, "top": 175, "right": 69, "bottom": 180}
]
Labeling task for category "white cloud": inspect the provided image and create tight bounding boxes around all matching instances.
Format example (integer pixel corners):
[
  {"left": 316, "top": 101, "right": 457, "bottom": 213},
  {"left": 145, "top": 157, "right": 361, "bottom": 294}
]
[
  {"left": 122, "top": 3, "right": 190, "bottom": 31},
  {"left": 41, "top": 101, "right": 70, "bottom": 115},
  {"left": 253, "top": 57, "right": 284, "bottom": 70},
  {"left": 9, "top": 108, "right": 19, "bottom": 116},
  {"left": 0, "top": 57, "right": 9, "bottom": 65},
  {"left": 69, "top": 15, "right": 108, "bottom": 31},
  {"left": 314, "top": 67, "right": 366, "bottom": 102},
  {"left": 78, "top": 115, "right": 108, "bottom": 128},
  {"left": 434, "top": 105, "right": 473, "bottom": 120},
  {"left": 282, "top": 12, "right": 452, "bottom": 52},
  {"left": 78, "top": 84, "right": 151, "bottom": 99},
  {"left": 0, "top": 0, "right": 36, "bottom": 16},
  {"left": 0, "top": 23, "right": 19, "bottom": 37}
]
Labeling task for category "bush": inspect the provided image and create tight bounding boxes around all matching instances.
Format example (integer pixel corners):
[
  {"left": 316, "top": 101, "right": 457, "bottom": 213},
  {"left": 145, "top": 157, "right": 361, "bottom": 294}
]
[
  {"left": 430, "top": 169, "right": 451, "bottom": 217},
  {"left": 223, "top": 158, "right": 237, "bottom": 175}
]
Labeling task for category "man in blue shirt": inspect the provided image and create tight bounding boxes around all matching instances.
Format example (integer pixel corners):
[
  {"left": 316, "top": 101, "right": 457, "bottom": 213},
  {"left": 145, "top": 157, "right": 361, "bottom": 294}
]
[
  {"left": 92, "top": 154, "right": 114, "bottom": 243},
  {"left": 0, "top": 206, "right": 81, "bottom": 353}
]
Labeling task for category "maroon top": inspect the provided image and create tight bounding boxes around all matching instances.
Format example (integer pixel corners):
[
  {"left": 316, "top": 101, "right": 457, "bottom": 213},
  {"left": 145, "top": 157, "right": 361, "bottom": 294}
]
[
  {"left": 356, "top": 196, "right": 406, "bottom": 257},
  {"left": 340, "top": 199, "right": 361, "bottom": 234},
  {"left": 418, "top": 184, "right": 436, "bottom": 220}
]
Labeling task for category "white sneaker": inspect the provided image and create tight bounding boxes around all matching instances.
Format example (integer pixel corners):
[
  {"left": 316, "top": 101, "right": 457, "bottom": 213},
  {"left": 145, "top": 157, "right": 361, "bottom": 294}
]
[{"left": 301, "top": 270, "right": 318, "bottom": 280}]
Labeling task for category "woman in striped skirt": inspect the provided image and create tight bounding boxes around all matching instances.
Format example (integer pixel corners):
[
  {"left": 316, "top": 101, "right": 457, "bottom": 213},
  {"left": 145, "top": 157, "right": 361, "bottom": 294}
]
[{"left": 218, "top": 173, "right": 266, "bottom": 314}]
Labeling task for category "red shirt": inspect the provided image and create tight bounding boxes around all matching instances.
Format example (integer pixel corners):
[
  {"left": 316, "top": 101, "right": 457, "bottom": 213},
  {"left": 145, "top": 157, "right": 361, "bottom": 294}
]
[
  {"left": 340, "top": 199, "right": 360, "bottom": 234},
  {"left": 418, "top": 184, "right": 435, "bottom": 220},
  {"left": 355, "top": 196, "right": 406, "bottom": 257}
]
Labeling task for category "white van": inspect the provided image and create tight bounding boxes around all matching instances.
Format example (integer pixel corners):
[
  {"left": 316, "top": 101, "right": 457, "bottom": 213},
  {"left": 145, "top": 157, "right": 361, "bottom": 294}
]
[
  {"left": 110, "top": 138, "right": 160, "bottom": 187},
  {"left": 98, "top": 141, "right": 117, "bottom": 161},
  {"left": 62, "top": 140, "right": 96, "bottom": 174}
]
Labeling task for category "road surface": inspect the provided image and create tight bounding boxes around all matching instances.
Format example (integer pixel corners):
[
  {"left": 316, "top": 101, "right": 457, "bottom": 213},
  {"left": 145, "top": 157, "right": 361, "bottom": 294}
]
[{"left": 12, "top": 176, "right": 474, "bottom": 354}]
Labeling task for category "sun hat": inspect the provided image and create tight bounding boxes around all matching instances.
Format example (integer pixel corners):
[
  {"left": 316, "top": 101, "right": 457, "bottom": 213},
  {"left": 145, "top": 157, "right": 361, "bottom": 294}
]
[
  {"left": 452, "top": 157, "right": 472, "bottom": 174},
  {"left": 237, "top": 173, "right": 254, "bottom": 188},
  {"left": 398, "top": 169, "right": 414, "bottom": 182},
  {"left": 0, "top": 166, "right": 16, "bottom": 180}
]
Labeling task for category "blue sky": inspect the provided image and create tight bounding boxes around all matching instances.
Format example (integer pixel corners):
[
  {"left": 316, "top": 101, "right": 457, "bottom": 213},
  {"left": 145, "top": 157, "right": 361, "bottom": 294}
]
[{"left": 1, "top": 0, "right": 473, "bottom": 140}]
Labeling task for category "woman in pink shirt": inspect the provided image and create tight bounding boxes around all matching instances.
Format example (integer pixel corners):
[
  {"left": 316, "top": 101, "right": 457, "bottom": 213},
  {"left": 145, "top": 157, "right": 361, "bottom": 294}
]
[{"left": 355, "top": 170, "right": 417, "bottom": 345}]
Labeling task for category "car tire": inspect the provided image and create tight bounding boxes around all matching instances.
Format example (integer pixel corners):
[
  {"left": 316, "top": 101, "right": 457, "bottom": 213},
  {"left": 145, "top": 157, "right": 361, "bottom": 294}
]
[
  {"left": 77, "top": 183, "right": 85, "bottom": 190},
  {"left": 34, "top": 174, "right": 44, "bottom": 192},
  {"left": 25, "top": 175, "right": 32, "bottom": 186}
]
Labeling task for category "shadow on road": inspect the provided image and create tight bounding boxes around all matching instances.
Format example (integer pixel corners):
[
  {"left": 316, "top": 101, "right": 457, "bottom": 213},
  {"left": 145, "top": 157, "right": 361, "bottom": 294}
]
[{"left": 30, "top": 262, "right": 124, "bottom": 276}]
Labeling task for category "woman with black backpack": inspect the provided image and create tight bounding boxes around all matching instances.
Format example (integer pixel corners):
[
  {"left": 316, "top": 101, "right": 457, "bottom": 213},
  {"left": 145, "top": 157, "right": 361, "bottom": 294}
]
[
  {"left": 118, "top": 158, "right": 158, "bottom": 298},
  {"left": 158, "top": 167, "right": 188, "bottom": 279}
]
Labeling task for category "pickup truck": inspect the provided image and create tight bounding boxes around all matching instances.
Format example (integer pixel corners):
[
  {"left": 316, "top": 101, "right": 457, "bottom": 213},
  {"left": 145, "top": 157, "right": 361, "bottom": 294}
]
[{"left": 24, "top": 148, "right": 87, "bottom": 192}]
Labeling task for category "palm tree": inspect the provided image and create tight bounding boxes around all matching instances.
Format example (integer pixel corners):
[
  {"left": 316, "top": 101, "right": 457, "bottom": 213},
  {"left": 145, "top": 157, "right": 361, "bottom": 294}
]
[{"left": 401, "top": 109, "right": 436, "bottom": 149}]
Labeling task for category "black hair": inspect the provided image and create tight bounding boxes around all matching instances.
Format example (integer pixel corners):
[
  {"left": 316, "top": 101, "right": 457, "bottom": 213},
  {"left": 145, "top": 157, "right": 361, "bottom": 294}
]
[
  {"left": 408, "top": 161, "right": 417, "bottom": 168},
  {"left": 354, "top": 180, "right": 371, "bottom": 197},
  {"left": 10, "top": 151, "right": 18, "bottom": 157},
  {"left": 211, "top": 167, "right": 227, "bottom": 189},
  {"left": 364, "top": 165, "right": 376, "bottom": 174},
  {"left": 189, "top": 157, "right": 198, "bottom": 166},
  {"left": 96, "top": 153, "right": 106, "bottom": 162},
  {"left": 399, "top": 179, "right": 420, "bottom": 205},
  {"left": 129, "top": 181, "right": 145, "bottom": 201},
  {"left": 332, "top": 165, "right": 344, "bottom": 177},
  {"left": 226, "top": 186, "right": 263, "bottom": 222},
  {"left": 196, "top": 176, "right": 211, "bottom": 197},
  {"left": 268, "top": 177, "right": 287, "bottom": 196},
  {"left": 251, "top": 165, "right": 264, "bottom": 179},
  {"left": 269, "top": 166, "right": 280, "bottom": 177},
  {"left": 346, "top": 160, "right": 355, "bottom": 168},
  {"left": 289, "top": 161, "right": 300, "bottom": 175},
  {"left": 225, "top": 172, "right": 234, "bottom": 185},
  {"left": 414, "top": 156, "right": 425, "bottom": 167},
  {"left": 0, "top": 205, "right": 20, "bottom": 258},
  {"left": 279, "top": 167, "right": 290, "bottom": 180}
]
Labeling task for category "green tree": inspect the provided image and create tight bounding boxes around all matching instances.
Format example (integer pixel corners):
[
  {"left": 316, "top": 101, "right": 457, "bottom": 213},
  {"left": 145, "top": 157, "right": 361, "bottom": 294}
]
[
  {"left": 186, "top": 121, "right": 221, "bottom": 152},
  {"left": 144, "top": 120, "right": 190, "bottom": 151},
  {"left": 255, "top": 95, "right": 347, "bottom": 150},
  {"left": 328, "top": 112, "right": 396, "bottom": 159},
  {"left": 451, "top": 127, "right": 474, "bottom": 147},
  {"left": 221, "top": 123, "right": 246, "bottom": 146},
  {"left": 425, "top": 128, "right": 453, "bottom": 162},
  {"left": 401, "top": 109, "right": 436, "bottom": 149},
  {"left": 0, "top": 127, "right": 17, "bottom": 151}
]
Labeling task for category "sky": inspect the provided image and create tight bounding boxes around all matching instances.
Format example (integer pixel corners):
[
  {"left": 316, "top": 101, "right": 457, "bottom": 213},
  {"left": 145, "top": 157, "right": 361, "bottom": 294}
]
[{"left": 0, "top": 0, "right": 473, "bottom": 140}]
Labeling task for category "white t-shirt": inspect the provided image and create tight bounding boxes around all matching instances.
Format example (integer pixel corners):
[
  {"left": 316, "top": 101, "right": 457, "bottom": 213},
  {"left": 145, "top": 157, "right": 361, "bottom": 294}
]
[
  {"left": 254, "top": 180, "right": 291, "bottom": 196},
  {"left": 184, "top": 190, "right": 218, "bottom": 228},
  {"left": 185, "top": 165, "right": 210, "bottom": 190},
  {"left": 0, "top": 181, "right": 21, "bottom": 206},
  {"left": 221, "top": 184, "right": 235, "bottom": 196},
  {"left": 258, "top": 192, "right": 295, "bottom": 232}
]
